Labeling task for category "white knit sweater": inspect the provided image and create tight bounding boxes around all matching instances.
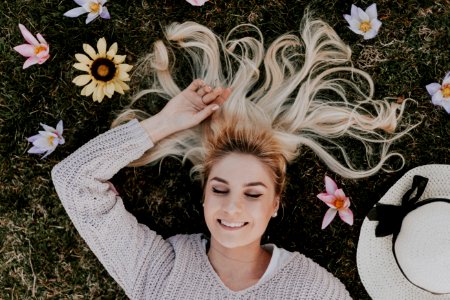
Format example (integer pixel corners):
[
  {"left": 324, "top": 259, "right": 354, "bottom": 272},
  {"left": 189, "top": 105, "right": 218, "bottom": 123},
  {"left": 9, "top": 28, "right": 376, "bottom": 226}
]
[{"left": 51, "top": 119, "right": 352, "bottom": 300}]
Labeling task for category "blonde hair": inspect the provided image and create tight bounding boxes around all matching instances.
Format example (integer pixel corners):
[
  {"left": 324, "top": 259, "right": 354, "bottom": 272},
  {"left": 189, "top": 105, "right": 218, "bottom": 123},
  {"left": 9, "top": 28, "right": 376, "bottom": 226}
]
[{"left": 112, "top": 14, "right": 417, "bottom": 181}]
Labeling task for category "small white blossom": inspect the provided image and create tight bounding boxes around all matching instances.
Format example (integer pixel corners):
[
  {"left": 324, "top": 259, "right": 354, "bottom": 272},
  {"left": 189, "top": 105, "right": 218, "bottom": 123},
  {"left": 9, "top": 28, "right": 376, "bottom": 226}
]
[
  {"left": 27, "top": 120, "right": 65, "bottom": 159},
  {"left": 64, "top": 0, "right": 110, "bottom": 24},
  {"left": 186, "top": 0, "right": 208, "bottom": 6},
  {"left": 344, "top": 4, "right": 382, "bottom": 40},
  {"left": 426, "top": 72, "right": 450, "bottom": 114}
]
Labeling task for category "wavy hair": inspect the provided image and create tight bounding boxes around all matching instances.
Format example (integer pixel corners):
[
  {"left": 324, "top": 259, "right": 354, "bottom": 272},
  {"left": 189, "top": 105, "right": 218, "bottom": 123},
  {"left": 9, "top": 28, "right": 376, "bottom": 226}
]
[{"left": 112, "top": 13, "right": 417, "bottom": 181}]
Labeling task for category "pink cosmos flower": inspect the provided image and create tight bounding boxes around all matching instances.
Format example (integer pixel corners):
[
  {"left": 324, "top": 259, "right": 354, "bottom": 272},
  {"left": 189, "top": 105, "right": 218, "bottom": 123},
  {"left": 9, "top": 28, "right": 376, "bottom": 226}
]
[
  {"left": 186, "top": 0, "right": 208, "bottom": 6},
  {"left": 13, "top": 24, "right": 50, "bottom": 69},
  {"left": 317, "top": 176, "right": 354, "bottom": 229},
  {"left": 426, "top": 72, "right": 450, "bottom": 114}
]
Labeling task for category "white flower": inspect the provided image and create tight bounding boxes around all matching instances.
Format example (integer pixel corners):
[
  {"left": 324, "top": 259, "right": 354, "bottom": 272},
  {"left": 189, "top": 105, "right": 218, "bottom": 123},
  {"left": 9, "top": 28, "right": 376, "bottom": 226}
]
[
  {"left": 426, "top": 72, "right": 450, "bottom": 114},
  {"left": 186, "top": 0, "right": 208, "bottom": 6},
  {"left": 27, "top": 120, "right": 64, "bottom": 159},
  {"left": 64, "top": 0, "right": 110, "bottom": 24},
  {"left": 344, "top": 4, "right": 382, "bottom": 40}
]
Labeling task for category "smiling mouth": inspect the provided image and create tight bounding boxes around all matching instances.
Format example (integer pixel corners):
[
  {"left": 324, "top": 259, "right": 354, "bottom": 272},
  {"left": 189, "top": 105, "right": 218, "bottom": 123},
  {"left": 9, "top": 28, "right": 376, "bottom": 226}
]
[{"left": 218, "top": 219, "right": 248, "bottom": 228}]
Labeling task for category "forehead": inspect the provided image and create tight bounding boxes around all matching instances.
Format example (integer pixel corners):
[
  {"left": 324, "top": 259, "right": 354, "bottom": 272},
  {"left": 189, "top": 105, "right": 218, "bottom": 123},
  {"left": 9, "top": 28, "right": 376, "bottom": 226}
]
[{"left": 209, "top": 153, "right": 274, "bottom": 185}]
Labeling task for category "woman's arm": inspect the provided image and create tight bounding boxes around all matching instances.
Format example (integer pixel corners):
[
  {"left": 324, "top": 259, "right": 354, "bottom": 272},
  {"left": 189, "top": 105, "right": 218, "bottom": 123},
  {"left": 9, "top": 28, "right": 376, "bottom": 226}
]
[{"left": 51, "top": 80, "right": 230, "bottom": 297}]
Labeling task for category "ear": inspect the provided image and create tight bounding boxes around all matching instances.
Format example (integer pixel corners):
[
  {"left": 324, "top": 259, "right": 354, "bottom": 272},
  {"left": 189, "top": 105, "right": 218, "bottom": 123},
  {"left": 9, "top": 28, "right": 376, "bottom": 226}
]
[{"left": 273, "top": 196, "right": 280, "bottom": 210}]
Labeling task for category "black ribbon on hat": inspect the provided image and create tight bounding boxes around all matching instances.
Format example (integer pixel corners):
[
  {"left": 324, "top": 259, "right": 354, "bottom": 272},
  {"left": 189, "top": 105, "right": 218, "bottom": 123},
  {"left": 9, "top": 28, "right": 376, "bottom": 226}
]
[{"left": 367, "top": 175, "right": 429, "bottom": 238}]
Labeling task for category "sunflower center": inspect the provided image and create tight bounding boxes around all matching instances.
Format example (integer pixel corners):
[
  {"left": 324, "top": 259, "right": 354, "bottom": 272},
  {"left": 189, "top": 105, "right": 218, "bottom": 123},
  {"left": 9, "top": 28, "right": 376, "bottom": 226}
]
[
  {"left": 89, "top": 2, "right": 101, "bottom": 13},
  {"left": 34, "top": 45, "right": 47, "bottom": 55},
  {"left": 91, "top": 58, "right": 116, "bottom": 82},
  {"left": 359, "top": 21, "right": 372, "bottom": 33},
  {"left": 441, "top": 84, "right": 450, "bottom": 98},
  {"left": 334, "top": 198, "right": 345, "bottom": 209}
]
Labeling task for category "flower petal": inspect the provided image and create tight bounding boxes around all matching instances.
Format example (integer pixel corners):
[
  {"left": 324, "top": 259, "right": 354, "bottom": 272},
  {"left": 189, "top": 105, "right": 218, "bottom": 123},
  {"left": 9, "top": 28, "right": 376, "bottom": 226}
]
[
  {"left": 321, "top": 208, "right": 337, "bottom": 229},
  {"left": 18, "top": 24, "right": 39, "bottom": 45},
  {"left": 317, "top": 193, "right": 336, "bottom": 206},
  {"left": 348, "top": 26, "right": 364, "bottom": 35},
  {"left": 14, "top": 44, "right": 35, "bottom": 57},
  {"left": 81, "top": 80, "right": 97, "bottom": 96},
  {"left": 365, "top": 3, "right": 377, "bottom": 20},
  {"left": 56, "top": 120, "right": 63, "bottom": 136},
  {"left": 100, "top": 7, "right": 110, "bottom": 19},
  {"left": 440, "top": 101, "right": 450, "bottom": 113},
  {"left": 40, "top": 123, "right": 56, "bottom": 132},
  {"left": 338, "top": 208, "right": 354, "bottom": 225},
  {"left": 443, "top": 72, "right": 450, "bottom": 85},
  {"left": 350, "top": 4, "right": 359, "bottom": 18},
  {"left": 364, "top": 29, "right": 378, "bottom": 40},
  {"left": 23, "top": 56, "right": 39, "bottom": 69},
  {"left": 113, "top": 55, "right": 126, "bottom": 64},
  {"left": 113, "top": 81, "right": 124, "bottom": 94},
  {"left": 357, "top": 7, "right": 370, "bottom": 21},
  {"left": 85, "top": 12, "right": 98, "bottom": 24},
  {"left": 64, "top": 7, "right": 88, "bottom": 18},
  {"left": 97, "top": 38, "right": 107, "bottom": 56},
  {"left": 74, "top": 0, "right": 87, "bottom": 5},
  {"left": 27, "top": 134, "right": 41, "bottom": 143},
  {"left": 73, "top": 74, "right": 92, "bottom": 86},
  {"left": 432, "top": 91, "right": 444, "bottom": 105},
  {"left": 36, "top": 34, "right": 48, "bottom": 45},
  {"left": 41, "top": 148, "right": 55, "bottom": 159},
  {"left": 426, "top": 83, "right": 441, "bottom": 96},
  {"left": 104, "top": 82, "right": 115, "bottom": 97},
  {"left": 186, "top": 0, "right": 208, "bottom": 6},
  {"left": 75, "top": 53, "right": 92, "bottom": 64},
  {"left": 324, "top": 176, "right": 338, "bottom": 194},
  {"left": 371, "top": 18, "right": 382, "bottom": 31},
  {"left": 83, "top": 43, "right": 98, "bottom": 60},
  {"left": 335, "top": 188, "right": 347, "bottom": 199},
  {"left": 106, "top": 42, "right": 118, "bottom": 58},
  {"left": 73, "top": 63, "right": 90, "bottom": 72},
  {"left": 28, "top": 146, "right": 48, "bottom": 154}
]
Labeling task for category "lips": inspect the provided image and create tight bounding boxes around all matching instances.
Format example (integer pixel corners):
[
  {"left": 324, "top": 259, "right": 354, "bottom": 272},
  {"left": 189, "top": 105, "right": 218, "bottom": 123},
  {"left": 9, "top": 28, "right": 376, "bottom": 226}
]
[{"left": 218, "top": 219, "right": 248, "bottom": 229}]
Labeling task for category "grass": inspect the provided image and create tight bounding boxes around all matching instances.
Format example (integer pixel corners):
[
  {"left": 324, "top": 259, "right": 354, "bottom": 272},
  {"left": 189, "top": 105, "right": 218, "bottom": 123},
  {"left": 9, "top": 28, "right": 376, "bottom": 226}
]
[{"left": 1, "top": 0, "right": 450, "bottom": 298}]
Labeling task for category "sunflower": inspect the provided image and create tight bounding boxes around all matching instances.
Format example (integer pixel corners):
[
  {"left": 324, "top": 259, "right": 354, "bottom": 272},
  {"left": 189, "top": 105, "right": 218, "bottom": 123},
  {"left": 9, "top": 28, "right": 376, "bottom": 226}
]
[{"left": 72, "top": 37, "right": 132, "bottom": 102}]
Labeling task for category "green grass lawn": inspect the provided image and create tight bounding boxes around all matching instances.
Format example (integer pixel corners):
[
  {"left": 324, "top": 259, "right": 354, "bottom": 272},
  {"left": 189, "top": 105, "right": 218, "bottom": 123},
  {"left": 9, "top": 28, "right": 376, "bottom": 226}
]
[{"left": 1, "top": 0, "right": 449, "bottom": 298}]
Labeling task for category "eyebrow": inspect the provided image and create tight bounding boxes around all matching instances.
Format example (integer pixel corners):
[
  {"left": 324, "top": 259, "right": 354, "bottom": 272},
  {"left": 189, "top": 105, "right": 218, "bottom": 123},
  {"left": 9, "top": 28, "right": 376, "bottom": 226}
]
[{"left": 210, "top": 177, "right": 268, "bottom": 188}]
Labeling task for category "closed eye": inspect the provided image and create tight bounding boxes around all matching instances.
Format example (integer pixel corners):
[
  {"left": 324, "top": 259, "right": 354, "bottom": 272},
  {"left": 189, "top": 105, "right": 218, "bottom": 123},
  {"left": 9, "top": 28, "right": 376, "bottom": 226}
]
[
  {"left": 212, "top": 187, "right": 228, "bottom": 194},
  {"left": 246, "top": 193, "right": 262, "bottom": 198}
]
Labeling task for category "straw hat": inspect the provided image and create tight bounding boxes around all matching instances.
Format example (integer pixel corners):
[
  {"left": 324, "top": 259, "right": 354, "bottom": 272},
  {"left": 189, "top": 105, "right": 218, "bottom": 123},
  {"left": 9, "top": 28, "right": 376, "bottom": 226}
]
[{"left": 357, "top": 164, "right": 450, "bottom": 299}]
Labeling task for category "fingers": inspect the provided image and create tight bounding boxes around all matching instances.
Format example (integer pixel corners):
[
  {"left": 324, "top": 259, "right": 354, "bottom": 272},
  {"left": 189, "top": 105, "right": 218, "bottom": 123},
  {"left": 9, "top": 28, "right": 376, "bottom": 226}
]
[
  {"left": 187, "top": 79, "right": 206, "bottom": 91},
  {"left": 192, "top": 104, "right": 220, "bottom": 125},
  {"left": 201, "top": 87, "right": 224, "bottom": 105}
]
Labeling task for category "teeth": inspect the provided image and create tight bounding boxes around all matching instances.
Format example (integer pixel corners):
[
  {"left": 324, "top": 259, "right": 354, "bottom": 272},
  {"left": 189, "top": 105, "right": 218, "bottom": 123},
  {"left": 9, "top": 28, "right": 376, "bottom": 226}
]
[{"left": 220, "top": 220, "right": 245, "bottom": 227}]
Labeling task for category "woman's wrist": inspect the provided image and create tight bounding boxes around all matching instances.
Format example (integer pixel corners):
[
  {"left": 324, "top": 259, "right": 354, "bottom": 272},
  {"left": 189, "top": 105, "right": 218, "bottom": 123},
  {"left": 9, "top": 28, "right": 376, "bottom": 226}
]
[{"left": 140, "top": 113, "right": 175, "bottom": 144}]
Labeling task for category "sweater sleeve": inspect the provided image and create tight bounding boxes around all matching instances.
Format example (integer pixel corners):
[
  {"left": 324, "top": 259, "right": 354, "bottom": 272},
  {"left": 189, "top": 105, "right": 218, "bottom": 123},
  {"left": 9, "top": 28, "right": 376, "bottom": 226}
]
[{"left": 51, "top": 119, "right": 174, "bottom": 299}]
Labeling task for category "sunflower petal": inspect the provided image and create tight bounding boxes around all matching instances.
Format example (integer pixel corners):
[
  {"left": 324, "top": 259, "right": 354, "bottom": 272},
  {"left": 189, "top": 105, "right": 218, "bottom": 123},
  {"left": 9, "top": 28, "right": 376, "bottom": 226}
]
[
  {"left": 75, "top": 53, "right": 92, "bottom": 64},
  {"left": 97, "top": 38, "right": 107, "bottom": 56},
  {"left": 83, "top": 43, "right": 98, "bottom": 60},
  {"left": 118, "top": 63, "right": 133, "bottom": 72},
  {"left": 113, "top": 55, "right": 126, "bottom": 64},
  {"left": 105, "top": 82, "right": 115, "bottom": 97},
  {"left": 73, "top": 63, "right": 90, "bottom": 72},
  {"left": 107, "top": 42, "right": 118, "bottom": 58},
  {"left": 113, "top": 81, "right": 124, "bottom": 94},
  {"left": 73, "top": 74, "right": 92, "bottom": 86}
]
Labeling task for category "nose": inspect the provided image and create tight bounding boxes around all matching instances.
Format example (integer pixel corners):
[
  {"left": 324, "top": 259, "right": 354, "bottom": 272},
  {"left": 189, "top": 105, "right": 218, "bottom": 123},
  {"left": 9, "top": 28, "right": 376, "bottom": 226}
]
[{"left": 222, "top": 192, "right": 243, "bottom": 214}]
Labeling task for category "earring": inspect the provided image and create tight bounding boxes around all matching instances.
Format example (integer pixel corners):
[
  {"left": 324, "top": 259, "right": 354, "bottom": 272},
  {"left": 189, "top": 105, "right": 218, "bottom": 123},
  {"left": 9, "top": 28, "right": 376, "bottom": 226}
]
[{"left": 272, "top": 211, "right": 278, "bottom": 218}]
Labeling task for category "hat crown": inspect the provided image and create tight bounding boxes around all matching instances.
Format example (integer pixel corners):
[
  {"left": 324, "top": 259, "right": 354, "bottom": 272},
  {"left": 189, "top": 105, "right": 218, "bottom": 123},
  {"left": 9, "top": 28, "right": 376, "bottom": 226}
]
[{"left": 395, "top": 201, "right": 450, "bottom": 294}]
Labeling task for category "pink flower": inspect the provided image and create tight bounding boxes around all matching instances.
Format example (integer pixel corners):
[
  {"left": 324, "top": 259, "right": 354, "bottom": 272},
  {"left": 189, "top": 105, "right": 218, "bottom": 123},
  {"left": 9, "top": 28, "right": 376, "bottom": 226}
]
[
  {"left": 317, "top": 176, "right": 353, "bottom": 229},
  {"left": 426, "top": 72, "right": 450, "bottom": 114},
  {"left": 186, "top": 0, "right": 208, "bottom": 6},
  {"left": 27, "top": 120, "right": 64, "bottom": 159},
  {"left": 13, "top": 24, "right": 50, "bottom": 69}
]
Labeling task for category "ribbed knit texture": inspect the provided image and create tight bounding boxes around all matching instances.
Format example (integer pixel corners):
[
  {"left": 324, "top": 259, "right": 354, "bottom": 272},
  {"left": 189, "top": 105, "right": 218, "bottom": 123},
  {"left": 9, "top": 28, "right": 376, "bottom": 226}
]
[{"left": 52, "top": 119, "right": 352, "bottom": 300}]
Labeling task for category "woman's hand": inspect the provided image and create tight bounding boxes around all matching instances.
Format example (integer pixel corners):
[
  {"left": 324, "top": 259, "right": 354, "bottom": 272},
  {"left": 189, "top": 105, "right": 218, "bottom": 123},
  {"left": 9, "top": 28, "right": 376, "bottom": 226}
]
[{"left": 141, "top": 79, "right": 231, "bottom": 143}]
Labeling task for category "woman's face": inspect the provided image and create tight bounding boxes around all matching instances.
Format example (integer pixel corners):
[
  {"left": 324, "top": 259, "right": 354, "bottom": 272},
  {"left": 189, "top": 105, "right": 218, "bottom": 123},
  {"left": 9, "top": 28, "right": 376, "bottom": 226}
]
[{"left": 203, "top": 153, "right": 279, "bottom": 249}]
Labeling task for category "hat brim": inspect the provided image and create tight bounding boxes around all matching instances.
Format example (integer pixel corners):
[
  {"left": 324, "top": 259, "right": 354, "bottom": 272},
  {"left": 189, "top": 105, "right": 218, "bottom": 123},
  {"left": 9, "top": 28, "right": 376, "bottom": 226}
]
[{"left": 357, "top": 164, "right": 450, "bottom": 299}]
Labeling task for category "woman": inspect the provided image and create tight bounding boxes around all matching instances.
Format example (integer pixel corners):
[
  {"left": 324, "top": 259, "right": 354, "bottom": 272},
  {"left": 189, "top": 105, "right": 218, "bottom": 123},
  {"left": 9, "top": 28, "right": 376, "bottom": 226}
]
[{"left": 52, "top": 15, "right": 414, "bottom": 299}]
